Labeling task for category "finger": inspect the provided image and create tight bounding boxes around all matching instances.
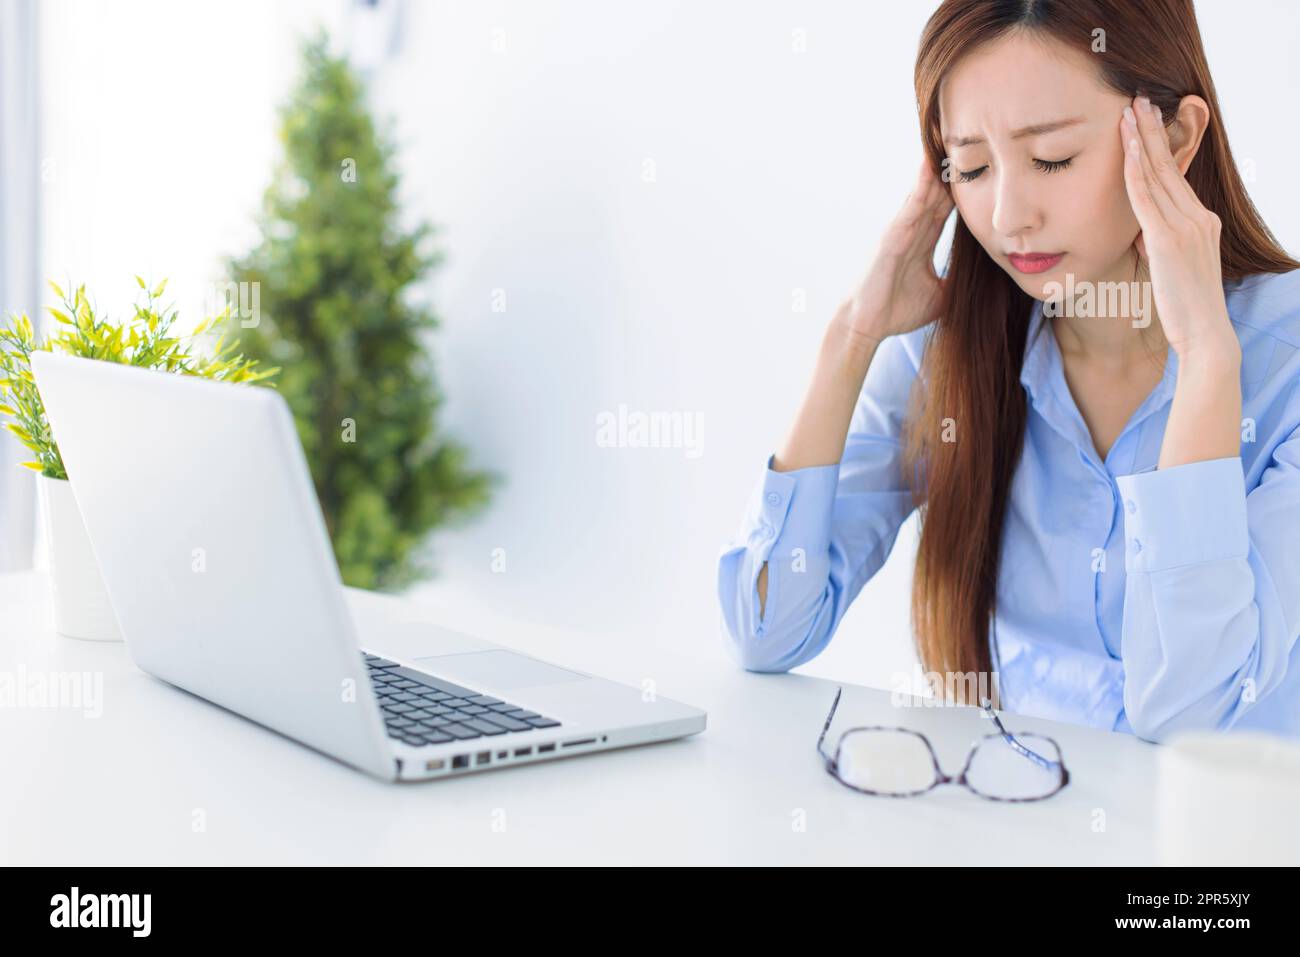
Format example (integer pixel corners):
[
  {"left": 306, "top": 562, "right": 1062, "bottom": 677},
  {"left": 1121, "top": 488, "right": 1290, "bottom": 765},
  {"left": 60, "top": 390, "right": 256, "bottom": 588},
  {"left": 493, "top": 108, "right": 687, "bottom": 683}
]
[
  {"left": 1124, "top": 105, "right": 1178, "bottom": 223},
  {"left": 904, "top": 159, "right": 951, "bottom": 225},
  {"left": 906, "top": 178, "right": 953, "bottom": 259},
  {"left": 919, "top": 168, "right": 954, "bottom": 228},
  {"left": 920, "top": 159, "right": 952, "bottom": 210},
  {"left": 1122, "top": 119, "right": 1166, "bottom": 231},
  {"left": 1132, "top": 96, "right": 1202, "bottom": 217},
  {"left": 1123, "top": 107, "right": 1175, "bottom": 227},
  {"left": 909, "top": 156, "right": 930, "bottom": 198},
  {"left": 903, "top": 159, "right": 935, "bottom": 210},
  {"left": 1133, "top": 118, "right": 1171, "bottom": 214},
  {"left": 918, "top": 198, "right": 954, "bottom": 250},
  {"left": 901, "top": 191, "right": 951, "bottom": 254}
]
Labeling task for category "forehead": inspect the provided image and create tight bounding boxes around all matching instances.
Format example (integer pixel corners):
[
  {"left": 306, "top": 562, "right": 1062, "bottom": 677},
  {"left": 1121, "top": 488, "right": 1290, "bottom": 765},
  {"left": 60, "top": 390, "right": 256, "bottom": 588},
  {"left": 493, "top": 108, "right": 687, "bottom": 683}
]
[{"left": 939, "top": 31, "right": 1110, "bottom": 142}]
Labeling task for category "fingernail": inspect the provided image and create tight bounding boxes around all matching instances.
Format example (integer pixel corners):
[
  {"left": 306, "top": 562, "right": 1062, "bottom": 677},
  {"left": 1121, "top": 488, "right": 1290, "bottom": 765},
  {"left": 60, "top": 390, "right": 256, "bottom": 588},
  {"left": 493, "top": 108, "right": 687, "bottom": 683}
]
[
  {"left": 1137, "top": 95, "right": 1150, "bottom": 112},
  {"left": 1155, "top": 106, "right": 1163, "bottom": 123},
  {"left": 1123, "top": 105, "right": 1135, "bottom": 125}
]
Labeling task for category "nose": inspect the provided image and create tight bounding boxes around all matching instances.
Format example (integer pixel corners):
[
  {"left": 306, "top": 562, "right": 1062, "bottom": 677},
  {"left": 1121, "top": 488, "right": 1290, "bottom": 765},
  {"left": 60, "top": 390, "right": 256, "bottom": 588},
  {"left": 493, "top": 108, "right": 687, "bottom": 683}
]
[{"left": 990, "top": 168, "right": 1042, "bottom": 239}]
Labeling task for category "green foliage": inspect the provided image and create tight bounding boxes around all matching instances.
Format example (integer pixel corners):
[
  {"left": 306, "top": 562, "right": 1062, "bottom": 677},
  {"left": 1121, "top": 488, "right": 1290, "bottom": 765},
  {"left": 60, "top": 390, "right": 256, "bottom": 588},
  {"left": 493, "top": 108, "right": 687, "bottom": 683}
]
[
  {"left": 0, "top": 279, "right": 277, "bottom": 480},
  {"left": 228, "top": 34, "right": 495, "bottom": 591}
]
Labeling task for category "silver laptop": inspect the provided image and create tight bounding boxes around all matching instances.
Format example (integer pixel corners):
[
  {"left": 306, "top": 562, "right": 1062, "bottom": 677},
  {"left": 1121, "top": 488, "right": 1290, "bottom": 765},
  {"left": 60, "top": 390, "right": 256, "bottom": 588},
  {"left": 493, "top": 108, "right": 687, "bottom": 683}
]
[{"left": 32, "top": 352, "right": 706, "bottom": 781}]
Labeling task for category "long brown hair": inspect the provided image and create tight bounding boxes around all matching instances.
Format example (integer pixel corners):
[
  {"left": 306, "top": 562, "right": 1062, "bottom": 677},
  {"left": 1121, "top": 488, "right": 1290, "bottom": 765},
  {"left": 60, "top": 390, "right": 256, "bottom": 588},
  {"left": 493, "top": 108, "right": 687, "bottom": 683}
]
[{"left": 904, "top": 0, "right": 1298, "bottom": 705}]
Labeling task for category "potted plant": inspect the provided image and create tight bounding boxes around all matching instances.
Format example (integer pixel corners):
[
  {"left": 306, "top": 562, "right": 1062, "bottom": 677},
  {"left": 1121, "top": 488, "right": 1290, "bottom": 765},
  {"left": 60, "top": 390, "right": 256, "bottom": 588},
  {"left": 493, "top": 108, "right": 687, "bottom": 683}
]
[{"left": 0, "top": 278, "right": 278, "bottom": 640}]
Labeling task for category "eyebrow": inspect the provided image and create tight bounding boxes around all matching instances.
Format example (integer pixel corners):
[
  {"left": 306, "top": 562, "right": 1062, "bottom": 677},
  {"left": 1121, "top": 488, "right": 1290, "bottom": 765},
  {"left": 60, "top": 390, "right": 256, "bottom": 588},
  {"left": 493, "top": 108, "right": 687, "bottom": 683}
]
[{"left": 943, "top": 117, "right": 1086, "bottom": 148}]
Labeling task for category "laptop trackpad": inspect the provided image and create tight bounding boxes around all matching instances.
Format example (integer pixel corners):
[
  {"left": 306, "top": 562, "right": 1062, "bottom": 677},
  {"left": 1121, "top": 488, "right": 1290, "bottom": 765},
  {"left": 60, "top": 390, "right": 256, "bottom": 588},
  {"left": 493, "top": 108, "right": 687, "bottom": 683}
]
[{"left": 414, "top": 650, "right": 589, "bottom": 690}]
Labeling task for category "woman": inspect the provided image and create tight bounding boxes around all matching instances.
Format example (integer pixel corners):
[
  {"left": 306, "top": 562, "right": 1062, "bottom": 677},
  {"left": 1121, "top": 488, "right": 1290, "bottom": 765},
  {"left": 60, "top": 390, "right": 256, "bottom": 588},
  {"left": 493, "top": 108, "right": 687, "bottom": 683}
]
[{"left": 717, "top": 0, "right": 1300, "bottom": 742}]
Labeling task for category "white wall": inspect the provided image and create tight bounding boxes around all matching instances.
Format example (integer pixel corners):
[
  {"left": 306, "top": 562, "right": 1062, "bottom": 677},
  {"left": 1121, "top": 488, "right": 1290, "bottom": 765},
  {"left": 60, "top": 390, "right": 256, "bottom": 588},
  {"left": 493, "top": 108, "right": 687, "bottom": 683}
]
[
  {"left": 0, "top": 0, "right": 41, "bottom": 572},
  {"left": 38, "top": 0, "right": 1300, "bottom": 692}
]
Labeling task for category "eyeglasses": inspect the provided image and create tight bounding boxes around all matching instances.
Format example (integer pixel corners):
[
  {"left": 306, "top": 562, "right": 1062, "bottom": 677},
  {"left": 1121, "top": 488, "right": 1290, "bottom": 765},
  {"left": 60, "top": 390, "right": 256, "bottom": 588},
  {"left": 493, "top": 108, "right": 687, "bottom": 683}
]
[{"left": 816, "top": 687, "right": 1070, "bottom": 802}]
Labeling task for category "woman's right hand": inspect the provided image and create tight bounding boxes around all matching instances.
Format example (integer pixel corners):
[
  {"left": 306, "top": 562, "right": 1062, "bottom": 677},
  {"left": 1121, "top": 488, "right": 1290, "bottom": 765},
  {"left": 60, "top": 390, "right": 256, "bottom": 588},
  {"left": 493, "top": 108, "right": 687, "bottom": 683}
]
[
  {"left": 768, "top": 156, "right": 954, "bottom": 484},
  {"left": 835, "top": 157, "right": 954, "bottom": 346}
]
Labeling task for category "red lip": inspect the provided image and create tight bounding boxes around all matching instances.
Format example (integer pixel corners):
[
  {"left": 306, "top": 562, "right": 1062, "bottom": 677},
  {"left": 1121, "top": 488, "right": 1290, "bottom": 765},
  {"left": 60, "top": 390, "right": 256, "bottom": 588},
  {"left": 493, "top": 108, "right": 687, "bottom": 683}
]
[{"left": 1008, "top": 252, "right": 1064, "bottom": 274}]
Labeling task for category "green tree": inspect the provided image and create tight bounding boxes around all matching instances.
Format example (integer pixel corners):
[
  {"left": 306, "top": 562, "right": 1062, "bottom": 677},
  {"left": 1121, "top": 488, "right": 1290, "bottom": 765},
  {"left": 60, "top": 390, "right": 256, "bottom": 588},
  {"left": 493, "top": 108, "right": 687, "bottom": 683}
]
[{"left": 229, "top": 35, "right": 495, "bottom": 590}]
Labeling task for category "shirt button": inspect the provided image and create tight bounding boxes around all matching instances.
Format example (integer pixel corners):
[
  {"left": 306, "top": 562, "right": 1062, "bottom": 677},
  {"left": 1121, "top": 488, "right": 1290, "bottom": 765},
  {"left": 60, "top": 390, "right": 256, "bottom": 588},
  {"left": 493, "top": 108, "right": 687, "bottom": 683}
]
[
  {"left": 1125, "top": 499, "right": 1137, "bottom": 515},
  {"left": 1131, "top": 538, "right": 1143, "bottom": 554},
  {"left": 766, "top": 492, "right": 782, "bottom": 507},
  {"left": 759, "top": 523, "right": 774, "bottom": 539}
]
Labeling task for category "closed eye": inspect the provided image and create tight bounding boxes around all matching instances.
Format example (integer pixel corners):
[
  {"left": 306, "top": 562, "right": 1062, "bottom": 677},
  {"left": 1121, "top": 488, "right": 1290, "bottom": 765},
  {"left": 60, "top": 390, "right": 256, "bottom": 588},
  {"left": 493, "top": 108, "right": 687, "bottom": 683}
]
[
  {"left": 955, "top": 156, "right": 1075, "bottom": 183},
  {"left": 1033, "top": 157, "right": 1074, "bottom": 174}
]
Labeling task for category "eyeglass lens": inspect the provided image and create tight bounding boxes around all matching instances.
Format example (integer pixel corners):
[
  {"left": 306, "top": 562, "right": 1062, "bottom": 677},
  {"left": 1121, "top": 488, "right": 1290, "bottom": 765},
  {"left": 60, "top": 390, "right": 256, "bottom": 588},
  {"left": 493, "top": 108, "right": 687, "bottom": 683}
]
[{"left": 835, "top": 728, "right": 1063, "bottom": 799}]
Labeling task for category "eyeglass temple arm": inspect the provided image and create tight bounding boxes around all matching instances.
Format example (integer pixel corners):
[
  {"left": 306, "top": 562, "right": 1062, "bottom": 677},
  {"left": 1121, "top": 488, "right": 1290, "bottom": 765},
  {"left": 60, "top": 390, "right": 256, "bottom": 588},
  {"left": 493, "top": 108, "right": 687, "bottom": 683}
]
[
  {"left": 816, "top": 687, "right": 844, "bottom": 765},
  {"left": 982, "top": 698, "right": 1063, "bottom": 771}
]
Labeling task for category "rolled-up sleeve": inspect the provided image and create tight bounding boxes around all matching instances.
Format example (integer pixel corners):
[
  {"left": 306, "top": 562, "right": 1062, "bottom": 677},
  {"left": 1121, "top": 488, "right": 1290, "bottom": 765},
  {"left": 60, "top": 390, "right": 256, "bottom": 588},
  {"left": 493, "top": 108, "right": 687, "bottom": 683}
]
[
  {"left": 716, "top": 327, "right": 927, "bottom": 673},
  {"left": 1116, "top": 443, "right": 1300, "bottom": 741}
]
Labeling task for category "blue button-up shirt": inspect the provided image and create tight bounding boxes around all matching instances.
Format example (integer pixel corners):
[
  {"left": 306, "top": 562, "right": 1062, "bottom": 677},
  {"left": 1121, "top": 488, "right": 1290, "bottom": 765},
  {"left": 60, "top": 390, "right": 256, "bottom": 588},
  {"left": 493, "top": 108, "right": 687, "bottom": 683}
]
[{"left": 717, "top": 269, "right": 1300, "bottom": 742}]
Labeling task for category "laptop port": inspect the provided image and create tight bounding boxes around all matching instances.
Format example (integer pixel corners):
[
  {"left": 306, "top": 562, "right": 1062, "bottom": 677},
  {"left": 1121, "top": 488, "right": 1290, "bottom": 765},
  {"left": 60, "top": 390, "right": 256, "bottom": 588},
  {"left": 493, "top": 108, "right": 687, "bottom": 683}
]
[
  {"left": 514, "top": 746, "right": 533, "bottom": 757},
  {"left": 538, "top": 743, "right": 556, "bottom": 753},
  {"left": 425, "top": 758, "right": 445, "bottom": 772},
  {"left": 561, "top": 738, "right": 597, "bottom": 748},
  {"left": 475, "top": 751, "right": 491, "bottom": 765},
  {"left": 451, "top": 754, "right": 470, "bottom": 769},
  {"left": 497, "top": 750, "right": 508, "bottom": 759}
]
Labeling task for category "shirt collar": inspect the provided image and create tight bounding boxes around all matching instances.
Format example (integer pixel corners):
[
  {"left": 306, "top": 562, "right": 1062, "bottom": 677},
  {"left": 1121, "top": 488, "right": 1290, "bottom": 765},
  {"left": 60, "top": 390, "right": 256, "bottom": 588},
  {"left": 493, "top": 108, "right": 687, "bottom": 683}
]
[
  {"left": 1018, "top": 299, "right": 1054, "bottom": 408},
  {"left": 1018, "top": 297, "right": 1181, "bottom": 466}
]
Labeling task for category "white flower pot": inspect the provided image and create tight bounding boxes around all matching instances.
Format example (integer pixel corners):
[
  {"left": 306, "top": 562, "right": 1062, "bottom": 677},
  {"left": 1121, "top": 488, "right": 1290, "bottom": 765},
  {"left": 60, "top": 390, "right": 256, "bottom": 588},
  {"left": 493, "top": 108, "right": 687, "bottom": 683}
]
[{"left": 36, "top": 473, "right": 122, "bottom": 641}]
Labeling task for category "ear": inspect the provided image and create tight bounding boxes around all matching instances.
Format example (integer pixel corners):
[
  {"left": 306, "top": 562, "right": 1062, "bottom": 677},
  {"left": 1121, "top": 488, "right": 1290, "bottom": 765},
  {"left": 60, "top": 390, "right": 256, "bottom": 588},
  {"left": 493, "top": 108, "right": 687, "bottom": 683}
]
[{"left": 1164, "top": 94, "right": 1211, "bottom": 176}]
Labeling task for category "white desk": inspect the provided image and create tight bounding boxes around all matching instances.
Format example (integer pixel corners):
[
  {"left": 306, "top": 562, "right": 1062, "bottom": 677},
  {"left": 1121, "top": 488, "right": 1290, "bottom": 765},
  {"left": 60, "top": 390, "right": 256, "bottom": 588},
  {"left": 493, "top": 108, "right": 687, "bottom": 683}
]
[{"left": 0, "top": 570, "right": 1160, "bottom": 865}]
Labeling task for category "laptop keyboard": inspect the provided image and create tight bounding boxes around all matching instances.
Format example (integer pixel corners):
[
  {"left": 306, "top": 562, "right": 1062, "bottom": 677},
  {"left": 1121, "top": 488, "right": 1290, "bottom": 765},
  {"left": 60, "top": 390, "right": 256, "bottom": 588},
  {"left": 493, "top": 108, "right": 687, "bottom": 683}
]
[{"left": 364, "top": 653, "right": 561, "bottom": 748}]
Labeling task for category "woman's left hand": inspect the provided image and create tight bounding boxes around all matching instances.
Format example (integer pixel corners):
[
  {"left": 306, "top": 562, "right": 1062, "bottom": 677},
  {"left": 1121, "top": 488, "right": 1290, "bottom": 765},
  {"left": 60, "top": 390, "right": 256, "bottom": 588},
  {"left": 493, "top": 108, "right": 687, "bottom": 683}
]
[{"left": 1120, "top": 95, "right": 1237, "bottom": 362}]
